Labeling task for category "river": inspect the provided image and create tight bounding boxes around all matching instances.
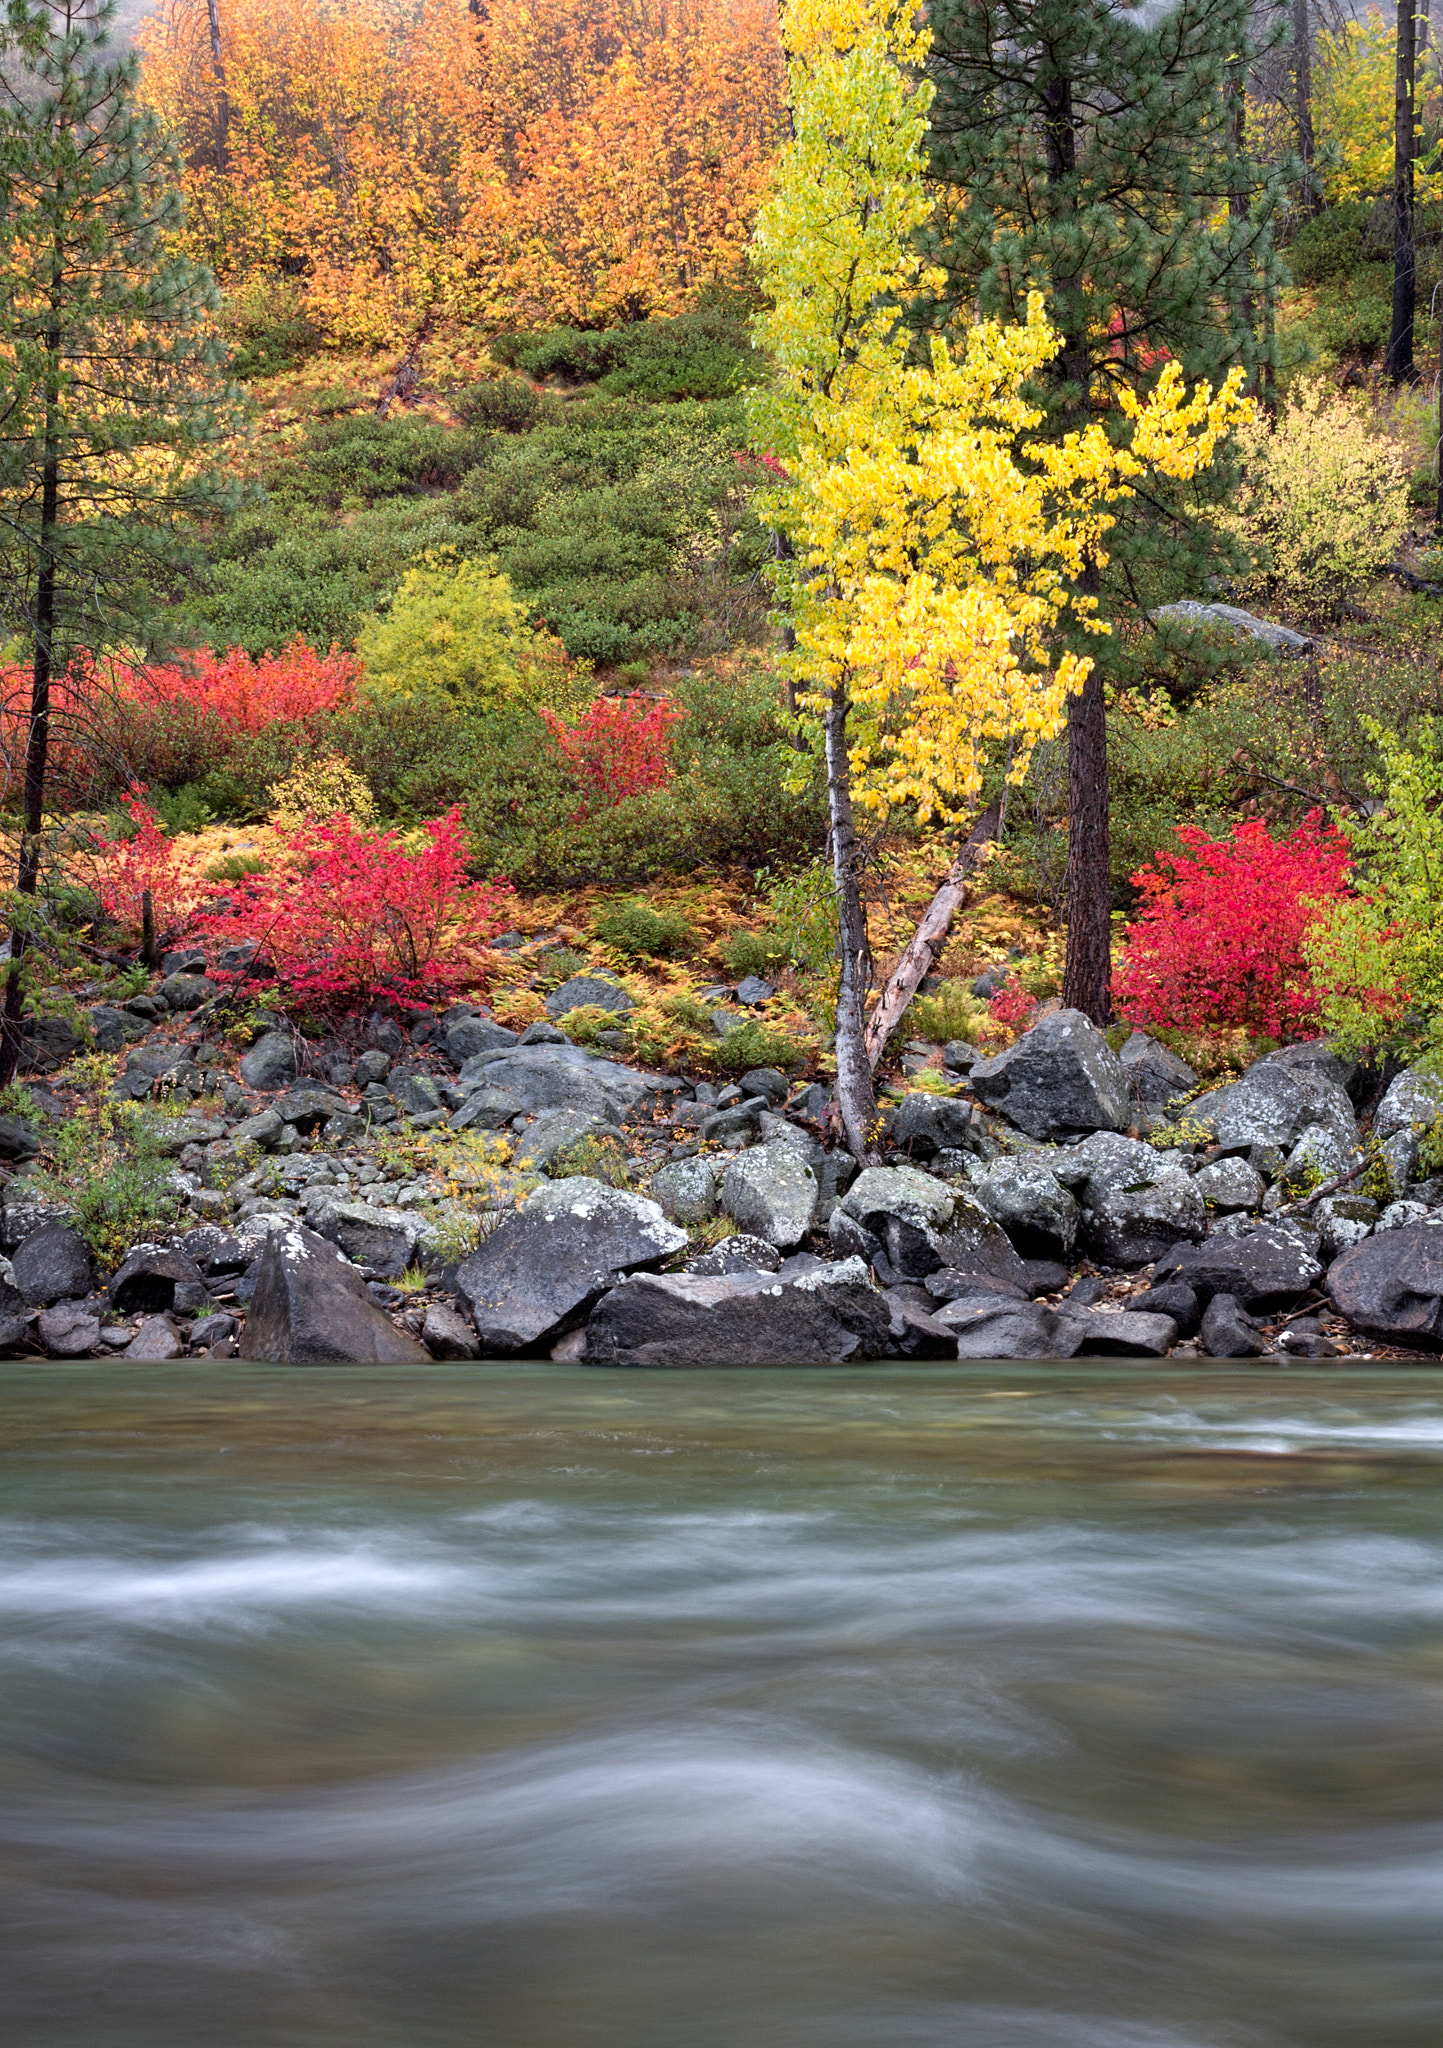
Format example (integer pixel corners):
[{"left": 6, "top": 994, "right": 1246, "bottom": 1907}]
[{"left": 2, "top": 1364, "right": 1440, "bottom": 2048}]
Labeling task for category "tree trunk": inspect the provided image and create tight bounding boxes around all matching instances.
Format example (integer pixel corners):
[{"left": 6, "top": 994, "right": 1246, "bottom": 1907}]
[
  {"left": 1061, "top": 636, "right": 1112, "bottom": 1026},
  {"left": 823, "top": 682, "right": 878, "bottom": 1161},
  {"left": 863, "top": 799, "right": 1001, "bottom": 1069},
  {"left": 204, "top": 0, "right": 231, "bottom": 172},
  {"left": 1226, "top": 56, "right": 1257, "bottom": 355},
  {"left": 1292, "top": 0, "right": 1320, "bottom": 215},
  {"left": 0, "top": 324, "right": 60, "bottom": 1089},
  {"left": 1389, "top": 0, "right": 1418, "bottom": 384}
]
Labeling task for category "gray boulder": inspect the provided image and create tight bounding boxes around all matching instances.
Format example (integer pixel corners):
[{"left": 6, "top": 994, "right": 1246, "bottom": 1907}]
[
  {"left": 1193, "top": 1155, "right": 1265, "bottom": 1213},
  {"left": 1286, "top": 1122, "right": 1361, "bottom": 1186},
  {"left": 882, "top": 1092, "right": 975, "bottom": 1158},
  {"left": 512, "top": 1106, "right": 626, "bottom": 1176},
  {"left": 0, "top": 1115, "right": 40, "bottom": 1161},
  {"left": 448, "top": 1086, "right": 526, "bottom": 1133},
  {"left": 735, "top": 975, "right": 775, "bottom": 1006},
  {"left": 1127, "top": 1280, "right": 1201, "bottom": 1337},
  {"left": 1049, "top": 1130, "right": 1206, "bottom": 1265},
  {"left": 739, "top": 1067, "right": 790, "bottom": 1107},
  {"left": 1199, "top": 1293, "right": 1267, "bottom": 1359},
  {"left": 1191, "top": 1062, "right": 1357, "bottom": 1155},
  {"left": 124, "top": 1314, "right": 186, "bottom": 1361},
  {"left": 933, "top": 1292, "right": 1064, "bottom": 1358},
  {"left": 232, "top": 1107, "right": 286, "bottom": 1150},
  {"left": 1316, "top": 1195, "right": 1377, "bottom": 1263},
  {"left": 391, "top": 1070, "right": 442, "bottom": 1117},
  {"left": 683, "top": 1235, "right": 782, "bottom": 1276},
  {"left": 971, "top": 1154, "right": 1080, "bottom": 1259},
  {"left": 88, "top": 1004, "right": 148, "bottom": 1054},
  {"left": 1326, "top": 1221, "right": 1443, "bottom": 1348},
  {"left": 582, "top": 1257, "right": 889, "bottom": 1365},
  {"left": 1055, "top": 1304, "right": 1180, "bottom": 1357},
  {"left": 237, "top": 1225, "right": 428, "bottom": 1362},
  {"left": 832, "top": 1164, "right": 1029, "bottom": 1287},
  {"left": 1371, "top": 1065, "right": 1443, "bottom": 1144},
  {"left": 157, "top": 973, "right": 217, "bottom": 1011},
  {"left": 239, "top": 1031, "right": 298, "bottom": 1092},
  {"left": 272, "top": 1085, "right": 348, "bottom": 1135},
  {"left": 316, "top": 1200, "right": 421, "bottom": 1278},
  {"left": 108, "top": 1245, "right": 208, "bottom": 1315},
  {"left": 457, "top": 1044, "right": 671, "bottom": 1124},
  {"left": 444, "top": 1017, "right": 517, "bottom": 1065},
  {"left": 1150, "top": 599, "right": 1313, "bottom": 656},
  {"left": 545, "top": 974, "right": 634, "bottom": 1020},
  {"left": 1261, "top": 1040, "right": 1361, "bottom": 1101},
  {"left": 454, "top": 1177, "right": 686, "bottom": 1353},
  {"left": 12, "top": 1222, "right": 92, "bottom": 1307},
  {"left": 968, "top": 1009, "right": 1129, "bottom": 1140},
  {"left": 718, "top": 1143, "right": 819, "bottom": 1250},
  {"left": 648, "top": 1155, "right": 721, "bottom": 1225},
  {"left": 1119, "top": 1030, "right": 1199, "bottom": 1130},
  {"left": 422, "top": 1302, "right": 481, "bottom": 1359},
  {"left": 37, "top": 1303, "right": 99, "bottom": 1356},
  {"left": 1154, "top": 1222, "right": 1322, "bottom": 1311}
]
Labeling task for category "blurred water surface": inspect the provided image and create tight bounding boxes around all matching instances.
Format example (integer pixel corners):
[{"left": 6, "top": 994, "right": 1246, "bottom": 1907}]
[{"left": 2, "top": 1363, "right": 1441, "bottom": 2048}]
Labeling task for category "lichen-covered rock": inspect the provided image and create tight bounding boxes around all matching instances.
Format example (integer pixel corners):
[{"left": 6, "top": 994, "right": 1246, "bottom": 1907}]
[
  {"left": 108, "top": 1245, "right": 208, "bottom": 1315},
  {"left": 1192, "top": 1155, "right": 1265, "bottom": 1213},
  {"left": 544, "top": 974, "right": 634, "bottom": 1020},
  {"left": 315, "top": 1200, "right": 422, "bottom": 1278},
  {"left": 882, "top": 1092, "right": 975, "bottom": 1158},
  {"left": 718, "top": 1143, "right": 819, "bottom": 1250},
  {"left": 237, "top": 1225, "right": 428, "bottom": 1362},
  {"left": 11, "top": 1222, "right": 92, "bottom": 1308},
  {"left": 832, "top": 1164, "right": 1028, "bottom": 1287},
  {"left": 968, "top": 1010, "right": 1129, "bottom": 1140},
  {"left": 683, "top": 1235, "right": 781, "bottom": 1277},
  {"left": 238, "top": 1031, "right": 298, "bottom": 1091},
  {"left": 1191, "top": 1063, "right": 1356, "bottom": 1156},
  {"left": 932, "top": 1292, "right": 1063, "bottom": 1358},
  {"left": 454, "top": 1177, "right": 686, "bottom": 1353},
  {"left": 1371, "top": 1066, "right": 1443, "bottom": 1144},
  {"left": 1316, "top": 1195, "right": 1377, "bottom": 1262},
  {"left": 457, "top": 1044, "right": 671, "bottom": 1124},
  {"left": 648, "top": 1155, "right": 721, "bottom": 1225},
  {"left": 581, "top": 1257, "right": 888, "bottom": 1366},
  {"left": 971, "top": 1154, "right": 1080, "bottom": 1259},
  {"left": 1153, "top": 1222, "right": 1322, "bottom": 1311},
  {"left": 512, "top": 1107, "right": 626, "bottom": 1175},
  {"left": 1327, "top": 1221, "right": 1443, "bottom": 1347},
  {"left": 1119, "top": 1030, "right": 1199, "bottom": 1130},
  {"left": 37, "top": 1303, "right": 99, "bottom": 1356}
]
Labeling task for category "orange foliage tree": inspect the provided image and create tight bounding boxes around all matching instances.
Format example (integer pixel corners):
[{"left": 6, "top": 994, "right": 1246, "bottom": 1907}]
[{"left": 136, "top": 0, "right": 786, "bottom": 344}]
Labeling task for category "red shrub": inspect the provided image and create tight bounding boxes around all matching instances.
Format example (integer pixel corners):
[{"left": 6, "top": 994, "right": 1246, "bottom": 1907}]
[
  {"left": 1114, "top": 813, "right": 1353, "bottom": 1037},
  {"left": 129, "top": 640, "right": 359, "bottom": 733},
  {"left": 984, "top": 982, "right": 1037, "bottom": 1045},
  {"left": 200, "top": 806, "right": 512, "bottom": 1006},
  {"left": 88, "top": 788, "right": 201, "bottom": 938},
  {"left": 540, "top": 692, "right": 685, "bottom": 808}
]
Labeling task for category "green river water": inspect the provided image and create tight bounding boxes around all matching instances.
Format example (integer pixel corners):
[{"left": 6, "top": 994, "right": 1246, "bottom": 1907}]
[{"left": 1, "top": 1363, "right": 1440, "bottom": 2048}]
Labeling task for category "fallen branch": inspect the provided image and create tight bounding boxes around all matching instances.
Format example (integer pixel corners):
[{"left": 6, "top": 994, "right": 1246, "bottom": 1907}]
[
  {"left": 1388, "top": 561, "right": 1443, "bottom": 597},
  {"left": 1268, "top": 1154, "right": 1369, "bottom": 1217},
  {"left": 862, "top": 798, "right": 1002, "bottom": 1071}
]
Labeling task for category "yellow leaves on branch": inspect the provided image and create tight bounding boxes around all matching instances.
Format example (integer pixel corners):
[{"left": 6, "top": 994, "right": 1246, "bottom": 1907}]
[
  {"left": 749, "top": 0, "right": 1252, "bottom": 826},
  {"left": 137, "top": 0, "right": 787, "bottom": 345}
]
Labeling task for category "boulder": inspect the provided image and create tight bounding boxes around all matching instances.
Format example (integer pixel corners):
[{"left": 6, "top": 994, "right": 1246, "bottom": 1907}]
[
  {"left": 735, "top": 976, "right": 775, "bottom": 1006},
  {"left": 124, "top": 1314, "right": 186, "bottom": 1361},
  {"left": 1286, "top": 1122, "right": 1360, "bottom": 1185},
  {"left": 231, "top": 1107, "right": 286, "bottom": 1150},
  {"left": 271, "top": 1085, "right": 349, "bottom": 1135},
  {"left": 882, "top": 1092, "right": 975, "bottom": 1158},
  {"left": 925, "top": 1267, "right": 1029, "bottom": 1304},
  {"left": 1261, "top": 1040, "right": 1361, "bottom": 1102},
  {"left": 1049, "top": 1131, "right": 1207, "bottom": 1265},
  {"left": 718, "top": 1143, "right": 819, "bottom": 1250},
  {"left": 12, "top": 1222, "right": 92, "bottom": 1308},
  {"left": 37, "top": 1303, "right": 99, "bottom": 1356},
  {"left": 1316, "top": 1195, "right": 1377, "bottom": 1263},
  {"left": 160, "top": 946, "right": 207, "bottom": 978},
  {"left": 883, "top": 1287, "right": 959, "bottom": 1357},
  {"left": 421, "top": 1302, "right": 481, "bottom": 1359},
  {"left": 316, "top": 1200, "right": 421, "bottom": 1278},
  {"left": 19, "top": 1013, "right": 84, "bottom": 1072},
  {"left": 544, "top": 975, "right": 633, "bottom": 1020},
  {"left": 738, "top": 1067, "right": 790, "bottom": 1107},
  {"left": 444, "top": 1017, "right": 517, "bottom": 1065},
  {"left": 158, "top": 973, "right": 217, "bottom": 1011},
  {"left": 1119, "top": 1030, "right": 1199, "bottom": 1129},
  {"left": 237, "top": 1225, "right": 429, "bottom": 1362},
  {"left": 1055, "top": 1305, "right": 1179, "bottom": 1357},
  {"left": 152, "top": 1116, "right": 227, "bottom": 1157},
  {"left": 1371, "top": 1065, "right": 1443, "bottom": 1144},
  {"left": 1326, "top": 1221, "right": 1443, "bottom": 1348},
  {"left": 1153, "top": 1222, "right": 1322, "bottom": 1311},
  {"left": 701, "top": 1099, "right": 767, "bottom": 1144},
  {"left": 190, "top": 1312, "right": 237, "bottom": 1351},
  {"left": 1192, "top": 1155, "right": 1265, "bottom": 1213},
  {"left": 108, "top": 1245, "right": 208, "bottom": 1315},
  {"left": 512, "top": 1107, "right": 625, "bottom": 1175},
  {"left": 933, "top": 1293, "right": 1064, "bottom": 1359},
  {"left": 1127, "top": 1280, "right": 1201, "bottom": 1337},
  {"left": 88, "top": 1004, "right": 148, "bottom": 1054},
  {"left": 0, "top": 1193, "right": 72, "bottom": 1254},
  {"left": 179, "top": 1226, "right": 247, "bottom": 1276},
  {"left": 457, "top": 1045, "right": 671, "bottom": 1124},
  {"left": 1150, "top": 599, "right": 1314, "bottom": 656},
  {"left": 0, "top": 1310, "right": 30, "bottom": 1353},
  {"left": 1376, "top": 1128, "right": 1421, "bottom": 1201},
  {"left": 833, "top": 1164, "right": 1029, "bottom": 1287},
  {"left": 683, "top": 1235, "right": 782, "bottom": 1276},
  {"left": 1199, "top": 1293, "right": 1267, "bottom": 1359},
  {"left": 648, "top": 1155, "right": 721, "bottom": 1225},
  {"left": 448, "top": 1087, "right": 526, "bottom": 1133},
  {"left": 581, "top": 1257, "right": 889, "bottom": 1366},
  {"left": 453, "top": 1177, "right": 687, "bottom": 1353},
  {"left": 1191, "top": 1063, "right": 1357, "bottom": 1156},
  {"left": 971, "top": 1155, "right": 1080, "bottom": 1259},
  {"left": 0, "top": 1115, "right": 40, "bottom": 1161},
  {"left": 391, "top": 1070, "right": 442, "bottom": 1117},
  {"left": 968, "top": 1009, "right": 1130, "bottom": 1140}
]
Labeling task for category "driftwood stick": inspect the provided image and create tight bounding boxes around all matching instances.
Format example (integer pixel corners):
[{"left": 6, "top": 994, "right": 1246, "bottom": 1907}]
[
  {"left": 862, "top": 798, "right": 1002, "bottom": 1072},
  {"left": 1269, "top": 1154, "right": 1369, "bottom": 1217}
]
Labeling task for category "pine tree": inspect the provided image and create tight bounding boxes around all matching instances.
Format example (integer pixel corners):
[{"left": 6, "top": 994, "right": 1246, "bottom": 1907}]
[
  {"left": 920, "top": 0, "right": 1286, "bottom": 1023},
  {"left": 0, "top": 0, "right": 239, "bottom": 1082}
]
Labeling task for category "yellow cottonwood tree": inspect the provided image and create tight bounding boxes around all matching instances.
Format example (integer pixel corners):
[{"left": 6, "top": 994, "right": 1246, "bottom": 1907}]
[{"left": 748, "top": 0, "right": 1250, "bottom": 1157}]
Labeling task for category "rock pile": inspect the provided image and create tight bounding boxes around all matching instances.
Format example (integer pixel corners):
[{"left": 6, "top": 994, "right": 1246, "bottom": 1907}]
[{"left": 1, "top": 981, "right": 1439, "bottom": 1364}]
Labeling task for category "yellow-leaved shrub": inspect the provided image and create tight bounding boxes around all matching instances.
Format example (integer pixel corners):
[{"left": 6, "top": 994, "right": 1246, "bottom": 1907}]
[
  {"left": 357, "top": 556, "right": 572, "bottom": 709},
  {"left": 1226, "top": 380, "right": 1409, "bottom": 600},
  {"left": 267, "top": 753, "right": 376, "bottom": 832}
]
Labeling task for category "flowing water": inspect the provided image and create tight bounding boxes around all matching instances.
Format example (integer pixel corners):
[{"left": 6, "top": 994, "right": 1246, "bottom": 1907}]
[{"left": 2, "top": 1363, "right": 1442, "bottom": 2048}]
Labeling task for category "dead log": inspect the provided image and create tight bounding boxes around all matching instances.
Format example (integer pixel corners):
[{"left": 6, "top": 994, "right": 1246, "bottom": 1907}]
[{"left": 862, "top": 798, "right": 1002, "bottom": 1071}]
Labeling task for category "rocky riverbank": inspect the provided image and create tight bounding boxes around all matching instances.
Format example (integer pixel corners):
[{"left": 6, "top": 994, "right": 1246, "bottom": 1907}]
[{"left": 3, "top": 976, "right": 1442, "bottom": 1364}]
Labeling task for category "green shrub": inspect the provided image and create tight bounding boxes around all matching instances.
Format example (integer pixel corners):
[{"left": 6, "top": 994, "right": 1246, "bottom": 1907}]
[
  {"left": 911, "top": 980, "right": 988, "bottom": 1045},
  {"left": 27, "top": 1056, "right": 179, "bottom": 1268},
  {"left": 281, "top": 413, "right": 489, "bottom": 508},
  {"left": 534, "top": 945, "right": 592, "bottom": 987},
  {"left": 719, "top": 928, "right": 784, "bottom": 978},
  {"left": 204, "top": 850, "right": 268, "bottom": 883},
  {"left": 219, "top": 278, "right": 321, "bottom": 380},
  {"left": 357, "top": 555, "right": 560, "bottom": 708},
  {"left": 454, "top": 377, "right": 542, "bottom": 433},
  {"left": 710, "top": 1018, "right": 808, "bottom": 1075},
  {"left": 593, "top": 898, "right": 696, "bottom": 958}
]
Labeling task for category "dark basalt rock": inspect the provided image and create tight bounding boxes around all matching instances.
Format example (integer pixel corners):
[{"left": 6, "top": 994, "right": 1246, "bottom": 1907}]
[
  {"left": 1326, "top": 1222, "right": 1443, "bottom": 1349},
  {"left": 1199, "top": 1292, "right": 1267, "bottom": 1359},
  {"left": 1153, "top": 1223, "right": 1322, "bottom": 1312},
  {"left": 453, "top": 1179, "right": 687, "bottom": 1353},
  {"left": 109, "top": 1245, "right": 208, "bottom": 1315},
  {"left": 237, "top": 1225, "right": 428, "bottom": 1363},
  {"left": 12, "top": 1222, "right": 93, "bottom": 1308},
  {"left": 238, "top": 1031, "right": 298, "bottom": 1092},
  {"left": 582, "top": 1257, "right": 889, "bottom": 1366},
  {"left": 968, "top": 1009, "right": 1129, "bottom": 1141}
]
